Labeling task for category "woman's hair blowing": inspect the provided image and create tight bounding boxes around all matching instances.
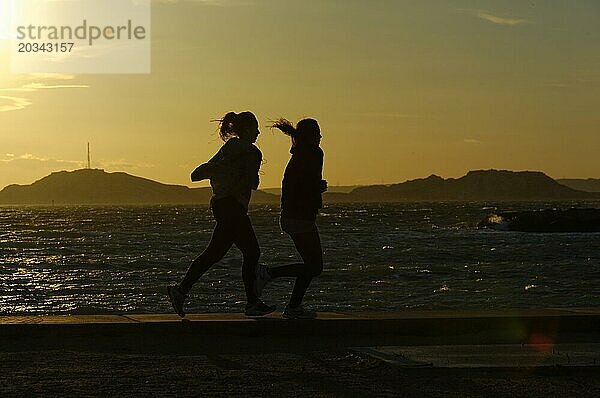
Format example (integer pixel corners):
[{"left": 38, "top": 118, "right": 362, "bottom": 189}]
[
  {"left": 271, "top": 118, "right": 297, "bottom": 138},
  {"left": 216, "top": 111, "right": 258, "bottom": 141},
  {"left": 271, "top": 118, "right": 320, "bottom": 147}
]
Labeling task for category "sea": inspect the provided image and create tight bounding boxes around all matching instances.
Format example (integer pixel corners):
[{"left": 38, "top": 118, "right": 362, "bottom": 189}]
[{"left": 1, "top": 201, "right": 599, "bottom": 315}]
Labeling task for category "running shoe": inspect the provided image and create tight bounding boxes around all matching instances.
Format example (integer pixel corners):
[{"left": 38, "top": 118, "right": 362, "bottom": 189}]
[
  {"left": 282, "top": 305, "right": 317, "bottom": 320},
  {"left": 254, "top": 265, "right": 272, "bottom": 298},
  {"left": 167, "top": 285, "right": 186, "bottom": 318},
  {"left": 244, "top": 300, "right": 276, "bottom": 317}
]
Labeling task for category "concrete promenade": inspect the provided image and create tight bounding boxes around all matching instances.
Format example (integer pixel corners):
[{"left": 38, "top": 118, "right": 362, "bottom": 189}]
[{"left": 1, "top": 308, "right": 599, "bottom": 355}]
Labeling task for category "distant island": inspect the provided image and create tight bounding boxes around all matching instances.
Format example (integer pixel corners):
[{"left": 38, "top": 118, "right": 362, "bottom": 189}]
[
  {"left": 0, "top": 169, "right": 277, "bottom": 205},
  {"left": 329, "top": 170, "right": 600, "bottom": 202},
  {"left": 557, "top": 178, "right": 600, "bottom": 193},
  {"left": 0, "top": 169, "right": 599, "bottom": 205}
]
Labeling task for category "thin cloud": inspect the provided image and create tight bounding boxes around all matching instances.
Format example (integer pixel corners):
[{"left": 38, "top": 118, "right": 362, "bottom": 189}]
[
  {"left": 0, "top": 153, "right": 154, "bottom": 171},
  {"left": 0, "top": 153, "right": 83, "bottom": 167},
  {"left": 458, "top": 9, "right": 528, "bottom": 26},
  {"left": 0, "top": 96, "right": 32, "bottom": 112},
  {"left": 0, "top": 83, "right": 89, "bottom": 93},
  {"left": 29, "top": 73, "right": 77, "bottom": 81},
  {"left": 0, "top": 74, "right": 88, "bottom": 112},
  {"left": 464, "top": 139, "right": 482, "bottom": 144},
  {"left": 477, "top": 11, "right": 527, "bottom": 26}
]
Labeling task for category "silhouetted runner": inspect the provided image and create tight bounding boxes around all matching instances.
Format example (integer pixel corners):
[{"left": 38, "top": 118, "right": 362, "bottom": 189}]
[
  {"left": 168, "top": 111, "right": 275, "bottom": 317},
  {"left": 255, "top": 118, "right": 326, "bottom": 319}
]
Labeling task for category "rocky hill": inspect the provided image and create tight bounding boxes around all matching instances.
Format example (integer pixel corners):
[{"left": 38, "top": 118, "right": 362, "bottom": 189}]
[
  {"left": 557, "top": 178, "right": 600, "bottom": 192},
  {"left": 0, "top": 169, "right": 277, "bottom": 205},
  {"left": 324, "top": 170, "right": 600, "bottom": 202}
]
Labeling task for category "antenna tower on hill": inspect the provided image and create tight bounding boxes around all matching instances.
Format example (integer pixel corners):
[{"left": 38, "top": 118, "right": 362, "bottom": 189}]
[{"left": 87, "top": 142, "right": 91, "bottom": 169}]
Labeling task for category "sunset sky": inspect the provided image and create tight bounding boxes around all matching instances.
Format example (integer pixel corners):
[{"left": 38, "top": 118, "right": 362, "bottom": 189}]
[{"left": 1, "top": 0, "right": 599, "bottom": 189}]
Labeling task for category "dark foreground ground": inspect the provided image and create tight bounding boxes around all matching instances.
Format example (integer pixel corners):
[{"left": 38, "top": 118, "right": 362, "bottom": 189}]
[{"left": 1, "top": 351, "right": 599, "bottom": 397}]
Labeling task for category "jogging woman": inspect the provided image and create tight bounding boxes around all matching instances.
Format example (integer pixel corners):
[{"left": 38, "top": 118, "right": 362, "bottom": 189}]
[
  {"left": 168, "top": 111, "right": 275, "bottom": 317},
  {"left": 255, "top": 118, "right": 326, "bottom": 319}
]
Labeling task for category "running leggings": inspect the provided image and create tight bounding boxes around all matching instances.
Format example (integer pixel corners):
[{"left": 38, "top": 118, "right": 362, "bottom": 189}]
[
  {"left": 178, "top": 197, "right": 260, "bottom": 305},
  {"left": 269, "top": 228, "right": 323, "bottom": 308}
]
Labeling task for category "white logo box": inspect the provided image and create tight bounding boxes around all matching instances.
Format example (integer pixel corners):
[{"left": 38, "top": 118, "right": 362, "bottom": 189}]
[{"left": 4, "top": 0, "right": 151, "bottom": 74}]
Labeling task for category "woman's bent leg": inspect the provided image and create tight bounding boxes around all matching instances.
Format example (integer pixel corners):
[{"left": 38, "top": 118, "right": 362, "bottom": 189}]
[
  {"left": 288, "top": 230, "right": 323, "bottom": 308},
  {"left": 178, "top": 221, "right": 234, "bottom": 295},
  {"left": 233, "top": 215, "right": 261, "bottom": 305}
]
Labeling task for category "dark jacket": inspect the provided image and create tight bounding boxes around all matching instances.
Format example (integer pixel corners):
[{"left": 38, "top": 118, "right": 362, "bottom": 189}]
[{"left": 281, "top": 145, "right": 324, "bottom": 221}]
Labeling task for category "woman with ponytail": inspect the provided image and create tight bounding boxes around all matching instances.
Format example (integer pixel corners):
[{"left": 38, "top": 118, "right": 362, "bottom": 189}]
[
  {"left": 168, "top": 111, "right": 275, "bottom": 317},
  {"left": 255, "top": 118, "right": 327, "bottom": 319}
]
